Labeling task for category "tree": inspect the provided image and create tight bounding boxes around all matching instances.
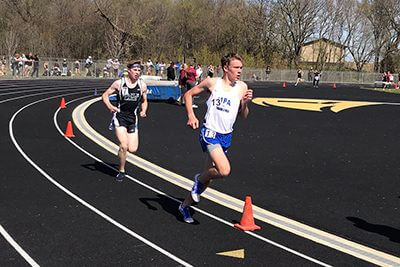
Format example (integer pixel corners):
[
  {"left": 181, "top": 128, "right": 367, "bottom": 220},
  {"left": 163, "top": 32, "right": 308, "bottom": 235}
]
[{"left": 275, "top": 0, "right": 322, "bottom": 67}]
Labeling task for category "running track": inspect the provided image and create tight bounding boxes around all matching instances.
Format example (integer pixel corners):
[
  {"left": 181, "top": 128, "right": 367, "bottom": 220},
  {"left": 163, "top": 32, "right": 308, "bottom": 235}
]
[{"left": 1, "top": 79, "right": 399, "bottom": 266}]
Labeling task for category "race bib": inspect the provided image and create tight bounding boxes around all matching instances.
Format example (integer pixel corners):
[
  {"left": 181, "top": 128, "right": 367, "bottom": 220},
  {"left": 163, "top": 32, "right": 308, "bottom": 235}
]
[{"left": 205, "top": 129, "right": 216, "bottom": 138}]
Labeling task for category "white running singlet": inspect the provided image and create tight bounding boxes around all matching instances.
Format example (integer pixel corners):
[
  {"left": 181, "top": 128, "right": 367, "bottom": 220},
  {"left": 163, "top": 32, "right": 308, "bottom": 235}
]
[{"left": 203, "top": 78, "right": 242, "bottom": 134}]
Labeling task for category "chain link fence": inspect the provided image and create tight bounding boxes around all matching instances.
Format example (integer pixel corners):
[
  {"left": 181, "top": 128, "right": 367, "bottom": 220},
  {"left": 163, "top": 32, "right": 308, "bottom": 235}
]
[
  {"left": 0, "top": 56, "right": 398, "bottom": 85},
  {"left": 243, "top": 68, "right": 399, "bottom": 84}
]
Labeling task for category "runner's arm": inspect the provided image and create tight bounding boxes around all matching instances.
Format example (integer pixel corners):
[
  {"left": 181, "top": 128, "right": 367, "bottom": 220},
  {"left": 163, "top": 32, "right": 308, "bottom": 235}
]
[
  {"left": 140, "top": 83, "right": 148, "bottom": 117},
  {"left": 184, "top": 78, "right": 213, "bottom": 129},
  {"left": 102, "top": 80, "right": 120, "bottom": 113},
  {"left": 239, "top": 83, "right": 253, "bottom": 119}
]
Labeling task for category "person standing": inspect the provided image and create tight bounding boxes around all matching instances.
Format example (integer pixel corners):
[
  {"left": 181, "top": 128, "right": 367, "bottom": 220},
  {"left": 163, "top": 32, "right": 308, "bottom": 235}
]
[
  {"left": 196, "top": 64, "right": 203, "bottom": 83},
  {"left": 31, "top": 55, "right": 40, "bottom": 78},
  {"left": 85, "top": 56, "right": 93, "bottom": 76},
  {"left": 112, "top": 59, "right": 120, "bottom": 78},
  {"left": 313, "top": 70, "right": 321, "bottom": 88},
  {"left": 308, "top": 67, "right": 313, "bottom": 82},
  {"left": 167, "top": 62, "right": 175, "bottom": 81},
  {"left": 102, "top": 60, "right": 148, "bottom": 181},
  {"left": 175, "top": 61, "right": 181, "bottom": 80},
  {"left": 265, "top": 66, "right": 271, "bottom": 81},
  {"left": 178, "top": 53, "right": 253, "bottom": 223},
  {"left": 207, "top": 64, "right": 214, "bottom": 78},
  {"left": 62, "top": 59, "right": 68, "bottom": 76},
  {"left": 73, "top": 60, "right": 81, "bottom": 76},
  {"left": 185, "top": 64, "right": 198, "bottom": 108}
]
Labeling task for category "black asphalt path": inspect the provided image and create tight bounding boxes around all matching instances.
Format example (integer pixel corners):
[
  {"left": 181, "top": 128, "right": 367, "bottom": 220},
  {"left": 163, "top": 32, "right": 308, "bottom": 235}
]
[{"left": 1, "top": 79, "right": 399, "bottom": 266}]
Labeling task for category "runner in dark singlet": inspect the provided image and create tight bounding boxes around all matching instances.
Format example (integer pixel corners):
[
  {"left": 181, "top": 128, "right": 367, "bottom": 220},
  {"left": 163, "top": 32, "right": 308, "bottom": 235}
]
[{"left": 102, "top": 60, "right": 148, "bottom": 181}]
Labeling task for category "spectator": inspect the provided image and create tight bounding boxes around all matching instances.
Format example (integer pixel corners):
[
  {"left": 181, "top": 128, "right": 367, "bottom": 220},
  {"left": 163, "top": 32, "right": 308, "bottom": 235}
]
[
  {"left": 265, "top": 66, "right": 271, "bottom": 80},
  {"left": 112, "top": 59, "right": 120, "bottom": 78},
  {"left": 73, "top": 60, "right": 80, "bottom": 76},
  {"left": 175, "top": 61, "right": 181, "bottom": 80},
  {"left": 24, "top": 52, "right": 33, "bottom": 77},
  {"left": 31, "top": 55, "right": 40, "bottom": 78},
  {"left": 207, "top": 64, "right": 214, "bottom": 78},
  {"left": 398, "top": 71, "right": 400, "bottom": 87},
  {"left": 178, "top": 63, "right": 188, "bottom": 105},
  {"left": 183, "top": 63, "right": 198, "bottom": 108},
  {"left": 146, "top": 58, "right": 154, "bottom": 75},
  {"left": 216, "top": 64, "right": 223, "bottom": 77},
  {"left": 313, "top": 70, "right": 321, "bottom": 88},
  {"left": 166, "top": 62, "right": 175, "bottom": 81},
  {"left": 0, "top": 60, "right": 4, "bottom": 76},
  {"left": 0, "top": 57, "right": 6, "bottom": 76},
  {"left": 62, "top": 59, "right": 68, "bottom": 76},
  {"left": 43, "top": 61, "right": 50, "bottom": 76},
  {"left": 103, "top": 65, "right": 109, "bottom": 78},
  {"left": 11, "top": 53, "right": 22, "bottom": 78},
  {"left": 196, "top": 64, "right": 203, "bottom": 83},
  {"left": 53, "top": 60, "right": 61, "bottom": 76},
  {"left": 106, "top": 58, "right": 113, "bottom": 76},
  {"left": 308, "top": 67, "right": 314, "bottom": 81},
  {"left": 85, "top": 56, "right": 93, "bottom": 76},
  {"left": 155, "top": 61, "right": 160, "bottom": 76},
  {"left": 159, "top": 61, "right": 166, "bottom": 78}
]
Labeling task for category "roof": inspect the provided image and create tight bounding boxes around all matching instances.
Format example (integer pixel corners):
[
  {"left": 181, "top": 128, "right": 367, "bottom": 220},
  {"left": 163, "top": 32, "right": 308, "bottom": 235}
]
[{"left": 303, "top": 38, "right": 346, "bottom": 49}]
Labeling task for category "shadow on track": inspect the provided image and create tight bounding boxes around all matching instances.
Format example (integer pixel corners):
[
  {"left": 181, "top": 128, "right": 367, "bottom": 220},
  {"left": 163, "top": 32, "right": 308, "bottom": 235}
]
[
  {"left": 81, "top": 161, "right": 119, "bottom": 177},
  {"left": 139, "top": 194, "right": 200, "bottom": 225},
  {"left": 347, "top": 217, "right": 400, "bottom": 243}
]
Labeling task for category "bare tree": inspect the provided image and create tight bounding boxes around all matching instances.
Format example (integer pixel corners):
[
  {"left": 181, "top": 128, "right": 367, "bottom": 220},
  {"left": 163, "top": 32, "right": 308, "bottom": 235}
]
[
  {"left": 346, "top": 8, "right": 374, "bottom": 72},
  {"left": 275, "top": 0, "right": 322, "bottom": 67},
  {"left": 244, "top": 0, "right": 277, "bottom": 64},
  {"left": 3, "top": 29, "right": 19, "bottom": 58}
]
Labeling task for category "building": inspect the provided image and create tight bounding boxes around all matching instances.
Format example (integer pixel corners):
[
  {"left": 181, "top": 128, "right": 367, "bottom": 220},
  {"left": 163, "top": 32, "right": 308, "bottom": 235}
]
[{"left": 300, "top": 38, "right": 346, "bottom": 64}]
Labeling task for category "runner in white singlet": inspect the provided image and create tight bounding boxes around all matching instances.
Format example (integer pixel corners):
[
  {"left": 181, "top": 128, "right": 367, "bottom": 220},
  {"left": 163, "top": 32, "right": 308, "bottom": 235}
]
[{"left": 178, "top": 53, "right": 253, "bottom": 223}]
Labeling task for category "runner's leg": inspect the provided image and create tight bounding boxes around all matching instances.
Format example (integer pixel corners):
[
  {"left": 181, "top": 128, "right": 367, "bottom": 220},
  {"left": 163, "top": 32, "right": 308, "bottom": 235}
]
[
  {"left": 127, "top": 131, "right": 139, "bottom": 154},
  {"left": 182, "top": 146, "right": 230, "bottom": 207},
  {"left": 115, "top": 127, "right": 129, "bottom": 172}
]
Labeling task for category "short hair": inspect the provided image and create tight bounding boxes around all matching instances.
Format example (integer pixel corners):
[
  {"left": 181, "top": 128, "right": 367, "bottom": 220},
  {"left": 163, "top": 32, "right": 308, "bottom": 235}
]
[
  {"left": 221, "top": 53, "right": 242, "bottom": 69},
  {"left": 127, "top": 60, "right": 142, "bottom": 69}
]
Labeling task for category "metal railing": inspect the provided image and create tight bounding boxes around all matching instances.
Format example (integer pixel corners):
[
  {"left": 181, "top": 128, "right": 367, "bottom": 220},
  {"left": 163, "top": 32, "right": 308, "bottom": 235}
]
[{"left": 0, "top": 57, "right": 398, "bottom": 84}]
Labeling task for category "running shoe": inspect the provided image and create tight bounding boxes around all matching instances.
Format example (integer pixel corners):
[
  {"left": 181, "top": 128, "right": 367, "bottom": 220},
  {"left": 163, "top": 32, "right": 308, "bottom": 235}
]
[
  {"left": 191, "top": 173, "right": 203, "bottom": 203},
  {"left": 116, "top": 172, "right": 125, "bottom": 182},
  {"left": 179, "top": 204, "right": 194, "bottom": 224}
]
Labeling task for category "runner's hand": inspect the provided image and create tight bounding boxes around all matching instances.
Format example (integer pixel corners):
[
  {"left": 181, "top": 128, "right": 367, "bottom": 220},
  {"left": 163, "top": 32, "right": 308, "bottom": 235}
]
[
  {"left": 187, "top": 114, "right": 199, "bottom": 129},
  {"left": 109, "top": 105, "right": 119, "bottom": 113},
  {"left": 243, "top": 89, "right": 253, "bottom": 103},
  {"left": 140, "top": 110, "right": 147, "bottom": 118}
]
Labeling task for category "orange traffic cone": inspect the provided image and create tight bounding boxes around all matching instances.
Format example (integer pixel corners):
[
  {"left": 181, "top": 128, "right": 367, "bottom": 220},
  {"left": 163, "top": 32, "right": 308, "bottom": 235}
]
[
  {"left": 282, "top": 82, "right": 286, "bottom": 88},
  {"left": 64, "top": 121, "right": 75, "bottom": 137},
  {"left": 234, "top": 196, "right": 261, "bottom": 231},
  {"left": 60, "top": 97, "right": 66, "bottom": 109},
  {"left": 332, "top": 83, "right": 336, "bottom": 89}
]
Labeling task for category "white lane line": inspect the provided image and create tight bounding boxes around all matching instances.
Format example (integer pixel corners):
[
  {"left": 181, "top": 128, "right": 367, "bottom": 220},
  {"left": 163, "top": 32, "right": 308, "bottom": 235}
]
[
  {"left": 60, "top": 97, "right": 332, "bottom": 266},
  {"left": 0, "top": 225, "right": 40, "bottom": 267},
  {"left": 0, "top": 86, "right": 96, "bottom": 97},
  {"left": 1, "top": 91, "right": 90, "bottom": 266},
  {"left": 8, "top": 94, "right": 192, "bottom": 267},
  {"left": 73, "top": 98, "right": 400, "bottom": 267},
  {"left": 0, "top": 88, "right": 95, "bottom": 104}
]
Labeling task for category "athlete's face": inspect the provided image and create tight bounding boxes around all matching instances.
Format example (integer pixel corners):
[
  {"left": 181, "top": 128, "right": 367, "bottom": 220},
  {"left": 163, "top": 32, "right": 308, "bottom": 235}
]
[
  {"left": 128, "top": 67, "right": 141, "bottom": 80},
  {"left": 224, "top": 59, "right": 243, "bottom": 81}
]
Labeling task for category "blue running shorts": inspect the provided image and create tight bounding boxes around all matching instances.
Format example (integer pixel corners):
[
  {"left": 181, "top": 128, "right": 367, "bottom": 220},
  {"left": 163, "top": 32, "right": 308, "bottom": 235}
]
[{"left": 199, "top": 126, "right": 233, "bottom": 153}]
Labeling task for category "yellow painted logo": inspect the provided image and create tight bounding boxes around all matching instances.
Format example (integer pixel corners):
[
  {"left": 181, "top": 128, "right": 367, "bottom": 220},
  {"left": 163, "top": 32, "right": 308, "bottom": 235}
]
[{"left": 252, "top": 97, "right": 382, "bottom": 113}]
